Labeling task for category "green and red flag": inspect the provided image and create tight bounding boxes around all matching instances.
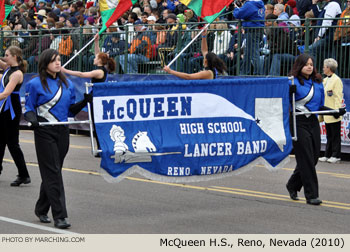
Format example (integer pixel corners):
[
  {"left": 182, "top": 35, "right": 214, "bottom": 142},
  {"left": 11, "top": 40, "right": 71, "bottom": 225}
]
[
  {"left": 99, "top": 0, "right": 138, "bottom": 34},
  {"left": 0, "top": 0, "right": 14, "bottom": 26},
  {"left": 179, "top": 0, "right": 234, "bottom": 23}
]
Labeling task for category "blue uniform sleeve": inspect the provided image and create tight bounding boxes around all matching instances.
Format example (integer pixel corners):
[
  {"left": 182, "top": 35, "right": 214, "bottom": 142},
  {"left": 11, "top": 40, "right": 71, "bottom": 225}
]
[{"left": 24, "top": 80, "right": 38, "bottom": 115}]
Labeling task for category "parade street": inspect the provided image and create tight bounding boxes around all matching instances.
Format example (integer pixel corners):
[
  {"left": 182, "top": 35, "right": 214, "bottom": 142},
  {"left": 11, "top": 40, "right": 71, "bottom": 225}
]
[{"left": 0, "top": 130, "right": 349, "bottom": 234}]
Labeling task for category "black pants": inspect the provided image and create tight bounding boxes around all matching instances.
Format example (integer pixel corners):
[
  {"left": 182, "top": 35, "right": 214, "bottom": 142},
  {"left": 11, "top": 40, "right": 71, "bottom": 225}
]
[
  {"left": 34, "top": 125, "right": 69, "bottom": 220},
  {"left": 287, "top": 115, "right": 320, "bottom": 200},
  {"left": 325, "top": 121, "right": 341, "bottom": 158},
  {"left": 0, "top": 110, "right": 29, "bottom": 178}
]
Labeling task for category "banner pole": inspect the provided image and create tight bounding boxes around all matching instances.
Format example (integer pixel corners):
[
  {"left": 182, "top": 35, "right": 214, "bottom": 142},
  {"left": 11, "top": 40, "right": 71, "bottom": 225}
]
[
  {"left": 167, "top": 22, "right": 211, "bottom": 68},
  {"left": 27, "top": 120, "right": 90, "bottom": 126},
  {"left": 85, "top": 82, "right": 100, "bottom": 156},
  {"left": 62, "top": 36, "right": 95, "bottom": 67},
  {"left": 290, "top": 76, "right": 297, "bottom": 141},
  {"left": 295, "top": 109, "right": 343, "bottom": 116}
]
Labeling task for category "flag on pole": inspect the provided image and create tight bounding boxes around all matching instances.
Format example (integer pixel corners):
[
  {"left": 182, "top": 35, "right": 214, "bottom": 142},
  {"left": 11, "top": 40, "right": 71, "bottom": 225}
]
[
  {"left": 0, "top": 0, "right": 14, "bottom": 26},
  {"left": 99, "top": 0, "right": 138, "bottom": 34},
  {"left": 178, "top": 0, "right": 234, "bottom": 23}
]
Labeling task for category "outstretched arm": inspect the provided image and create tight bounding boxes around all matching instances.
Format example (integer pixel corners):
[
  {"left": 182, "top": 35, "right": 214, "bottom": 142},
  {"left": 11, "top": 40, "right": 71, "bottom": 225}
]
[
  {"left": 94, "top": 33, "right": 101, "bottom": 56},
  {"left": 61, "top": 67, "right": 104, "bottom": 79},
  {"left": 163, "top": 66, "right": 213, "bottom": 80}
]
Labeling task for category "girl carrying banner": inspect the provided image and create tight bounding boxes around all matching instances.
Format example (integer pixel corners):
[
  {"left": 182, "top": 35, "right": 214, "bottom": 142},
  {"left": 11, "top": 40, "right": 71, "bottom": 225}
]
[
  {"left": 163, "top": 29, "right": 227, "bottom": 79},
  {"left": 24, "top": 49, "right": 92, "bottom": 229},
  {"left": 0, "top": 46, "right": 31, "bottom": 186},
  {"left": 61, "top": 34, "right": 116, "bottom": 157}
]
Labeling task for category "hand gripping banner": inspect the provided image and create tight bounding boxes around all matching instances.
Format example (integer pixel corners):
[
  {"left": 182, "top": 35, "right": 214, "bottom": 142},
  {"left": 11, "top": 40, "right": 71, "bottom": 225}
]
[{"left": 92, "top": 78, "right": 292, "bottom": 182}]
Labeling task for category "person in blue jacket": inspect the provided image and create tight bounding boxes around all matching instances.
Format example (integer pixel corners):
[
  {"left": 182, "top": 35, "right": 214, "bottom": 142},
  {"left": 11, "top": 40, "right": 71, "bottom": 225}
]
[
  {"left": 25, "top": 49, "right": 91, "bottom": 229},
  {"left": 286, "top": 54, "right": 324, "bottom": 205},
  {"left": 233, "top": 0, "right": 265, "bottom": 75}
]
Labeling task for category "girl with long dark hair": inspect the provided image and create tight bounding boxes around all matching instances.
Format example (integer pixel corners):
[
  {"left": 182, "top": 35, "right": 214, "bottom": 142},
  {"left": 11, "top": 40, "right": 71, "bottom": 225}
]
[
  {"left": 286, "top": 54, "right": 324, "bottom": 205},
  {"left": 0, "top": 46, "right": 31, "bottom": 186},
  {"left": 163, "top": 29, "right": 227, "bottom": 79},
  {"left": 24, "top": 49, "right": 91, "bottom": 229}
]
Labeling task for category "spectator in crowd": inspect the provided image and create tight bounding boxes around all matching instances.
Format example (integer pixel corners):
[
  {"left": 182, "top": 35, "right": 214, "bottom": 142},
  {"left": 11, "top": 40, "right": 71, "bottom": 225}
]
[
  {"left": 0, "top": 46, "right": 31, "bottom": 186},
  {"left": 296, "top": 0, "right": 312, "bottom": 20},
  {"left": 144, "top": 5, "right": 153, "bottom": 16},
  {"left": 274, "top": 4, "right": 289, "bottom": 22},
  {"left": 163, "top": 29, "right": 227, "bottom": 79},
  {"left": 118, "top": 22, "right": 153, "bottom": 73},
  {"left": 287, "top": 0, "right": 299, "bottom": 15},
  {"left": 27, "top": 29, "right": 52, "bottom": 73},
  {"left": 162, "top": 0, "right": 178, "bottom": 13},
  {"left": 309, "top": 0, "right": 342, "bottom": 60},
  {"left": 267, "top": 20, "right": 300, "bottom": 76},
  {"left": 158, "top": 13, "right": 179, "bottom": 67},
  {"left": 265, "top": 4, "right": 274, "bottom": 16},
  {"left": 233, "top": 0, "right": 265, "bottom": 75},
  {"left": 286, "top": 54, "right": 324, "bottom": 205},
  {"left": 319, "top": 58, "right": 344, "bottom": 163},
  {"left": 27, "top": 0, "right": 38, "bottom": 20},
  {"left": 334, "top": 0, "right": 350, "bottom": 42},
  {"left": 141, "top": 12, "right": 149, "bottom": 24}
]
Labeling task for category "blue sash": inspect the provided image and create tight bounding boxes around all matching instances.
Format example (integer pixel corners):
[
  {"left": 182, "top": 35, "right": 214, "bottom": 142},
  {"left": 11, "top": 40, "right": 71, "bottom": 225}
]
[{"left": 0, "top": 68, "right": 19, "bottom": 120}]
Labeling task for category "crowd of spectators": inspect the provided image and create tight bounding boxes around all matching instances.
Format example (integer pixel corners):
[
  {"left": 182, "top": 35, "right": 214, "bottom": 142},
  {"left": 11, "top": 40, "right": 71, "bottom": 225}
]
[{"left": 1, "top": 0, "right": 350, "bottom": 76}]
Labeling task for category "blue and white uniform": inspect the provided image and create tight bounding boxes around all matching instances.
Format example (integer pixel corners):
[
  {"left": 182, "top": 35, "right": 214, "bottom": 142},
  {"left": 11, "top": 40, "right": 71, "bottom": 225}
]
[
  {"left": 291, "top": 77, "right": 324, "bottom": 114},
  {"left": 25, "top": 76, "right": 76, "bottom": 122},
  {"left": 287, "top": 77, "right": 324, "bottom": 201},
  {"left": 0, "top": 66, "right": 30, "bottom": 179},
  {"left": 25, "top": 75, "right": 75, "bottom": 221}
]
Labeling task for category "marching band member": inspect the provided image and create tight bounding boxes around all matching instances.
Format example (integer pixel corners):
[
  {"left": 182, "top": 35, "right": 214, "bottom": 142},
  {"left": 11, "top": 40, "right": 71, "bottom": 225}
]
[
  {"left": 61, "top": 34, "right": 116, "bottom": 156},
  {"left": 286, "top": 54, "right": 324, "bottom": 205},
  {"left": 163, "top": 29, "right": 227, "bottom": 79},
  {"left": 0, "top": 46, "right": 31, "bottom": 186},
  {"left": 24, "top": 49, "right": 91, "bottom": 229}
]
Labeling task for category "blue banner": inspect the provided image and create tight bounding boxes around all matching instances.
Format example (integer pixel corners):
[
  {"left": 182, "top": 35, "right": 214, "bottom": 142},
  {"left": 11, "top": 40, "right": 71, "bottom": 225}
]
[{"left": 92, "top": 77, "right": 292, "bottom": 182}]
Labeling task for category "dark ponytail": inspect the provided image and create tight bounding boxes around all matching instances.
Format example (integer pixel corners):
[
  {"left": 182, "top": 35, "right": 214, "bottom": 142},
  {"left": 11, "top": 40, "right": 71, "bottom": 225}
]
[{"left": 205, "top": 52, "right": 227, "bottom": 75}]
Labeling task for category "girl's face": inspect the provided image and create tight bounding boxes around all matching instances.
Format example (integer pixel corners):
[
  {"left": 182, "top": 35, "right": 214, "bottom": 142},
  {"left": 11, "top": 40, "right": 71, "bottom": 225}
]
[
  {"left": 93, "top": 54, "right": 101, "bottom": 66},
  {"left": 4, "top": 50, "right": 17, "bottom": 66},
  {"left": 301, "top": 58, "right": 314, "bottom": 78},
  {"left": 47, "top": 54, "right": 61, "bottom": 76}
]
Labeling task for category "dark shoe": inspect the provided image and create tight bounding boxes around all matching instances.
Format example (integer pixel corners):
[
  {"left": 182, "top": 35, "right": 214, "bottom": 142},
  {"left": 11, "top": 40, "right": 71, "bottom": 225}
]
[
  {"left": 286, "top": 184, "right": 299, "bottom": 200},
  {"left": 10, "top": 176, "right": 31, "bottom": 187},
  {"left": 94, "top": 152, "right": 101, "bottom": 158},
  {"left": 306, "top": 198, "right": 322, "bottom": 205},
  {"left": 35, "top": 211, "right": 51, "bottom": 223},
  {"left": 54, "top": 218, "right": 71, "bottom": 229}
]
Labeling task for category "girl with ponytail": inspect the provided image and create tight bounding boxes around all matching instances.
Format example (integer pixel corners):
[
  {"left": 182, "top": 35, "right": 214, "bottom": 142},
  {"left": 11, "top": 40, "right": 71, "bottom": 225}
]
[
  {"left": 61, "top": 34, "right": 116, "bottom": 81},
  {"left": 163, "top": 29, "right": 227, "bottom": 79},
  {"left": 61, "top": 34, "right": 116, "bottom": 157},
  {"left": 0, "top": 46, "right": 31, "bottom": 186}
]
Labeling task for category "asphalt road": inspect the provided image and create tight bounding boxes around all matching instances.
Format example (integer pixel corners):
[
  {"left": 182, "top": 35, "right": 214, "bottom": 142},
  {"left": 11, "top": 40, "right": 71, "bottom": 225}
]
[{"left": 0, "top": 130, "right": 349, "bottom": 234}]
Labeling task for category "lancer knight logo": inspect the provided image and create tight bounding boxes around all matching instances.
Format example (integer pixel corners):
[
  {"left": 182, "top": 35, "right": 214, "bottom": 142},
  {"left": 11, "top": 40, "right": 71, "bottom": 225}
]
[{"left": 109, "top": 125, "right": 180, "bottom": 163}]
